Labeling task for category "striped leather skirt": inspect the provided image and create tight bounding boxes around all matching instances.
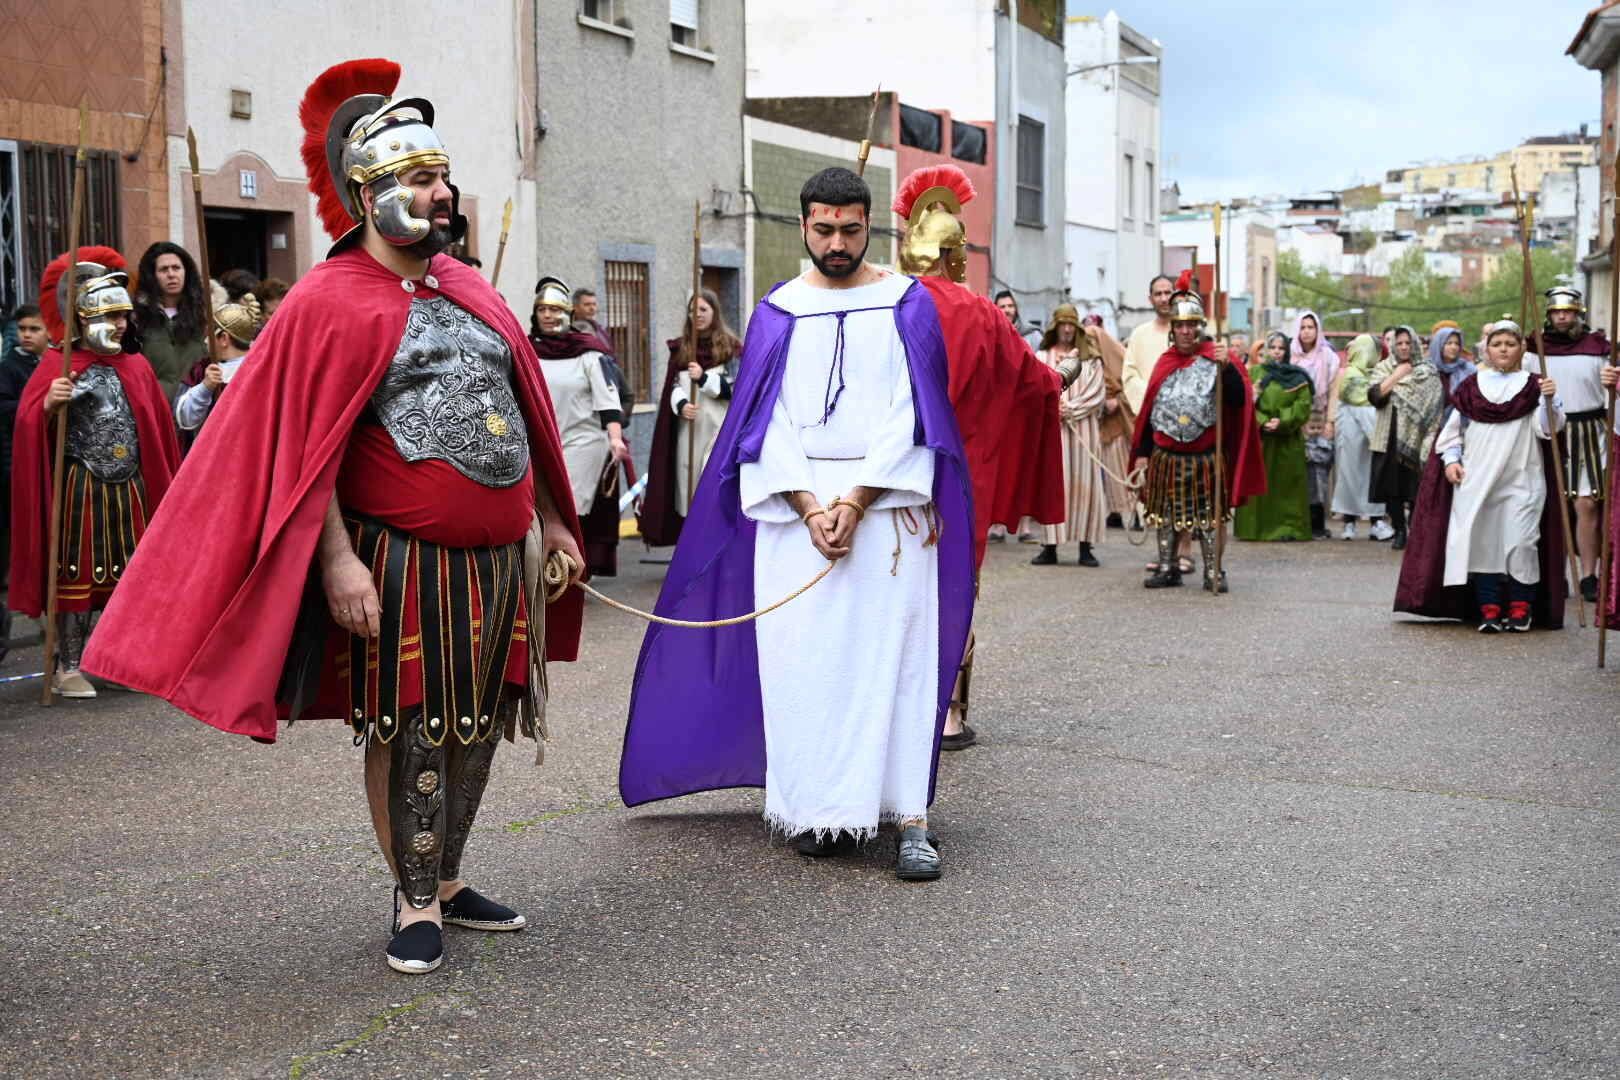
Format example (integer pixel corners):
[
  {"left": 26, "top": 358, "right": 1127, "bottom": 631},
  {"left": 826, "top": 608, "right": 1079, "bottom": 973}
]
[
  {"left": 56, "top": 460, "right": 147, "bottom": 613},
  {"left": 1141, "top": 447, "right": 1230, "bottom": 532},
  {"left": 1564, "top": 409, "right": 1607, "bottom": 499}
]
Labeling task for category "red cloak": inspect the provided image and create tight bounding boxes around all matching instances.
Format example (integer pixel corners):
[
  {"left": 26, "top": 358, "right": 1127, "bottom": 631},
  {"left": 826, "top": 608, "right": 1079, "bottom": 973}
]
[
  {"left": 916, "top": 276, "right": 1065, "bottom": 567},
  {"left": 1394, "top": 373, "right": 1565, "bottom": 629},
  {"left": 1129, "top": 341, "right": 1267, "bottom": 509},
  {"left": 81, "top": 249, "right": 584, "bottom": 742},
  {"left": 7, "top": 349, "right": 180, "bottom": 618}
]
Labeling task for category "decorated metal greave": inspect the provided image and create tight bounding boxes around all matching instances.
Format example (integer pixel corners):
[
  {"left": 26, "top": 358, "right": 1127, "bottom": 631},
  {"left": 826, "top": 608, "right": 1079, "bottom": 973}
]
[
  {"left": 56, "top": 612, "right": 90, "bottom": 670},
  {"left": 1150, "top": 359, "right": 1219, "bottom": 443},
  {"left": 65, "top": 366, "right": 140, "bottom": 482},
  {"left": 388, "top": 720, "right": 449, "bottom": 909},
  {"left": 372, "top": 297, "right": 530, "bottom": 487}
]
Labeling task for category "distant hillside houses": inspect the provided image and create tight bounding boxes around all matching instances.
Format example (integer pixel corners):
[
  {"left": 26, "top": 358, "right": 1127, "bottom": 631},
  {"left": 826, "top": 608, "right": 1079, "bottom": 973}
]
[{"left": 1158, "top": 132, "right": 1598, "bottom": 336}]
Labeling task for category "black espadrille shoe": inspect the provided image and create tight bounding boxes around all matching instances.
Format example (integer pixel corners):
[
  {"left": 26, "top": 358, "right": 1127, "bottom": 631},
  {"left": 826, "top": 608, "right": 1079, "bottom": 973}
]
[
  {"left": 387, "top": 888, "right": 444, "bottom": 974},
  {"left": 441, "top": 887, "right": 526, "bottom": 932}
]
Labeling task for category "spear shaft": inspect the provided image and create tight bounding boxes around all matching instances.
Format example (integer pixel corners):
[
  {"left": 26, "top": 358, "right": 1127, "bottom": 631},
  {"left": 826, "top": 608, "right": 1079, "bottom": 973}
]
[
  {"left": 491, "top": 197, "right": 513, "bottom": 287},
  {"left": 1600, "top": 153, "right": 1620, "bottom": 664},
  {"left": 39, "top": 101, "right": 90, "bottom": 705},
  {"left": 683, "top": 201, "right": 702, "bottom": 518}
]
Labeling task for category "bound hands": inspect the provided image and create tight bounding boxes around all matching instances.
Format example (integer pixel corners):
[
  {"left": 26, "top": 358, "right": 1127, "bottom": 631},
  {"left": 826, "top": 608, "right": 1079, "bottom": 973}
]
[
  {"left": 791, "top": 490, "right": 869, "bottom": 562},
  {"left": 42, "top": 374, "right": 75, "bottom": 413}
]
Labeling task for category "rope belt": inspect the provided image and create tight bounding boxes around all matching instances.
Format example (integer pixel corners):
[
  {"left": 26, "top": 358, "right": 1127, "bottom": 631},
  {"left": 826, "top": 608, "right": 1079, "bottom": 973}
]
[{"left": 544, "top": 550, "right": 835, "bottom": 628}]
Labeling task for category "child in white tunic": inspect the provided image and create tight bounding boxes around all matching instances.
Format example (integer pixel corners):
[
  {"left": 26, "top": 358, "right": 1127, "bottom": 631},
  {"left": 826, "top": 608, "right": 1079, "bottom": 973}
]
[{"left": 1433, "top": 322, "right": 1562, "bottom": 632}]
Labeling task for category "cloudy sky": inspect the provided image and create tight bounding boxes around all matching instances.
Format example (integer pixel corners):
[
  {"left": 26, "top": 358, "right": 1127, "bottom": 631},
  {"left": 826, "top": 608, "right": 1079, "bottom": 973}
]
[{"left": 1108, "top": 0, "right": 1604, "bottom": 201}]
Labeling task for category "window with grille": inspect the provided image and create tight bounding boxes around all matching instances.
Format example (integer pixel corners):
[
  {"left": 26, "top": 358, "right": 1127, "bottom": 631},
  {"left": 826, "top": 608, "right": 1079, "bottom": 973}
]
[
  {"left": 951, "top": 122, "right": 987, "bottom": 165},
  {"left": 18, "top": 142, "right": 121, "bottom": 305},
  {"left": 670, "top": 0, "right": 698, "bottom": 46},
  {"left": 0, "top": 142, "right": 22, "bottom": 315},
  {"left": 603, "top": 260, "right": 651, "bottom": 403},
  {"left": 1016, "top": 117, "right": 1045, "bottom": 226},
  {"left": 900, "top": 106, "right": 943, "bottom": 153}
]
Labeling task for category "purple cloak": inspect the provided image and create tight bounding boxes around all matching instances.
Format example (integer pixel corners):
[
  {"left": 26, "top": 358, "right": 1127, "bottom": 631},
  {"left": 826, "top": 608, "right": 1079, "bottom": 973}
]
[
  {"left": 1393, "top": 372, "right": 1566, "bottom": 629},
  {"left": 618, "top": 279, "right": 976, "bottom": 807}
]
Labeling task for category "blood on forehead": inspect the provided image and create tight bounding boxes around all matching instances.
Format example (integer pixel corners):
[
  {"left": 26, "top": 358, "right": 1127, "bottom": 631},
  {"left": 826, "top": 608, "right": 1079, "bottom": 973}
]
[{"left": 806, "top": 202, "right": 865, "bottom": 225}]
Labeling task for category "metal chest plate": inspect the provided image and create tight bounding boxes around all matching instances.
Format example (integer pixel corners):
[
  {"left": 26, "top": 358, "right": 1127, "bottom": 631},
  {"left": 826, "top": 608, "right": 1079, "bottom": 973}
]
[
  {"left": 1150, "top": 357, "right": 1219, "bottom": 444},
  {"left": 372, "top": 296, "right": 529, "bottom": 488},
  {"left": 65, "top": 364, "right": 140, "bottom": 482}
]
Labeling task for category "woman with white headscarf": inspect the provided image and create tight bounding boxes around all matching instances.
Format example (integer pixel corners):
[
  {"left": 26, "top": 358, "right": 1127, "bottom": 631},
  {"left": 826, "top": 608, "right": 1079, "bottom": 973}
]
[{"left": 1290, "top": 310, "right": 1340, "bottom": 539}]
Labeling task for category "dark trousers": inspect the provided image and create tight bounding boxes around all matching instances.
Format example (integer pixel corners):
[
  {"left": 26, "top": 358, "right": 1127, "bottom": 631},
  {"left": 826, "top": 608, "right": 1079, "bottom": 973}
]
[
  {"left": 1387, "top": 500, "right": 1408, "bottom": 533},
  {"left": 1472, "top": 572, "right": 1534, "bottom": 608}
]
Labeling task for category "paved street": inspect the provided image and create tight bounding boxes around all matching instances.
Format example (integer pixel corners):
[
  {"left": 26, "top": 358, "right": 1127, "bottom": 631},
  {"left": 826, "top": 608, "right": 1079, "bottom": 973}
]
[{"left": 3, "top": 532, "right": 1617, "bottom": 1078}]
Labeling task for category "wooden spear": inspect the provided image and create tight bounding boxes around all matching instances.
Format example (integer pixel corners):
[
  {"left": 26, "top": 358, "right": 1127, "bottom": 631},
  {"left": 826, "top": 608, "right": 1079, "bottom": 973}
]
[
  {"left": 1513, "top": 165, "right": 1584, "bottom": 627},
  {"left": 186, "top": 128, "right": 217, "bottom": 365},
  {"left": 490, "top": 197, "right": 514, "bottom": 287},
  {"left": 1211, "top": 203, "right": 1226, "bottom": 595},
  {"left": 683, "top": 200, "right": 703, "bottom": 518},
  {"left": 39, "top": 101, "right": 90, "bottom": 705},
  {"left": 856, "top": 85, "right": 882, "bottom": 178},
  {"left": 1600, "top": 152, "right": 1620, "bottom": 665}
]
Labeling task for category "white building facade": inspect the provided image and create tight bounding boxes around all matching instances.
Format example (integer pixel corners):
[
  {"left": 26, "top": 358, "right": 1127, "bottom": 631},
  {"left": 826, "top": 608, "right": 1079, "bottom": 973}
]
[{"left": 1063, "top": 11, "right": 1163, "bottom": 333}]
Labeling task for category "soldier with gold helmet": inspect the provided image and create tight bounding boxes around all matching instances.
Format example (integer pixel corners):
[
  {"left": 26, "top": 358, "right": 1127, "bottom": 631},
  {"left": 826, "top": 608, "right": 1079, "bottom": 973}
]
[
  {"left": 83, "top": 59, "right": 587, "bottom": 977},
  {"left": 1128, "top": 277, "right": 1265, "bottom": 592},
  {"left": 7, "top": 247, "right": 181, "bottom": 699},
  {"left": 1525, "top": 285, "right": 1611, "bottom": 601}
]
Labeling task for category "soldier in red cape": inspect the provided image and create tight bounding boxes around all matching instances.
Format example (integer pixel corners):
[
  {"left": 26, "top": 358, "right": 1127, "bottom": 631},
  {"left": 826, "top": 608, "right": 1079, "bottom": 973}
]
[
  {"left": 1129, "top": 280, "right": 1265, "bottom": 593},
  {"left": 891, "top": 164, "right": 1070, "bottom": 749},
  {"left": 10, "top": 247, "right": 179, "bottom": 699},
  {"left": 82, "top": 59, "right": 586, "bottom": 976}
]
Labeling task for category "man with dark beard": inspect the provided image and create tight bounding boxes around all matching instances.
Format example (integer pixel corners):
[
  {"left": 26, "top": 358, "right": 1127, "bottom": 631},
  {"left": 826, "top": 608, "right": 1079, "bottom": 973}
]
[
  {"left": 84, "top": 59, "right": 586, "bottom": 976},
  {"left": 620, "top": 167, "right": 975, "bottom": 882}
]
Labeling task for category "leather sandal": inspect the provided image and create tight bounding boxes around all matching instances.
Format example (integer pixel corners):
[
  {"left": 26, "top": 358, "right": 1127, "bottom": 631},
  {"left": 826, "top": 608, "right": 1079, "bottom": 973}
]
[{"left": 895, "top": 826, "right": 942, "bottom": 882}]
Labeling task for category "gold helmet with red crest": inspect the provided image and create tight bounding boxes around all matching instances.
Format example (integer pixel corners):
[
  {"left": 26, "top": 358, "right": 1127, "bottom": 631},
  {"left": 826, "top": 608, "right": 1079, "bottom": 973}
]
[
  {"left": 40, "top": 245, "right": 132, "bottom": 354},
  {"left": 298, "top": 58, "right": 466, "bottom": 254},
  {"left": 892, "top": 165, "right": 977, "bottom": 282},
  {"left": 1168, "top": 269, "right": 1206, "bottom": 325}
]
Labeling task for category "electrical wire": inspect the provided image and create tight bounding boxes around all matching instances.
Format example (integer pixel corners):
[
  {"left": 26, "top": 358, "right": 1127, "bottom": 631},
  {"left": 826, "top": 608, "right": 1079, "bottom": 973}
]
[{"left": 1277, "top": 272, "right": 1521, "bottom": 315}]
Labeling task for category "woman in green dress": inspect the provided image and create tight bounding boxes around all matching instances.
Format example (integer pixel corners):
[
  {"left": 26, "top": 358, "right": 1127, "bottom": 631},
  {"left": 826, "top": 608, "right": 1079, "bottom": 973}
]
[{"left": 1235, "top": 331, "right": 1313, "bottom": 541}]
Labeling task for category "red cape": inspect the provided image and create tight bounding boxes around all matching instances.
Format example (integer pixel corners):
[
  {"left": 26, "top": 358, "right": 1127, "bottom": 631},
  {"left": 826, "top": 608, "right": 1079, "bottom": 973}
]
[
  {"left": 917, "top": 276, "right": 1064, "bottom": 567},
  {"left": 7, "top": 349, "right": 179, "bottom": 618},
  {"left": 81, "top": 249, "right": 584, "bottom": 742},
  {"left": 1129, "top": 342, "right": 1267, "bottom": 508}
]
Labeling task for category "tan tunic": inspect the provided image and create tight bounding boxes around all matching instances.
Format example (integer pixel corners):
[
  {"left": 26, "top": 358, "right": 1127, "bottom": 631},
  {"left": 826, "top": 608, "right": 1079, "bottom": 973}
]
[
  {"left": 1039, "top": 347, "right": 1107, "bottom": 546},
  {"left": 1122, "top": 318, "right": 1170, "bottom": 417}
]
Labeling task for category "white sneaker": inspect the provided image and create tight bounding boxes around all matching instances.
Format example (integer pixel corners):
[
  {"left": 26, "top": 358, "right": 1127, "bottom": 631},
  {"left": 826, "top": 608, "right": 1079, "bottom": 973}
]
[
  {"left": 52, "top": 668, "right": 97, "bottom": 699},
  {"left": 1341, "top": 521, "right": 1357, "bottom": 541},
  {"left": 1370, "top": 519, "right": 1395, "bottom": 541}
]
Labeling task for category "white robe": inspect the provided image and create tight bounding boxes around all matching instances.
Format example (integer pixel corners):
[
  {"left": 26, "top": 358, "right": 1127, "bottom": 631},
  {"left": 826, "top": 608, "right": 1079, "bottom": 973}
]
[
  {"left": 739, "top": 272, "right": 939, "bottom": 838},
  {"left": 670, "top": 363, "right": 731, "bottom": 515},
  {"left": 1434, "top": 368, "right": 1562, "bottom": 586},
  {"left": 540, "top": 350, "right": 619, "bottom": 515}
]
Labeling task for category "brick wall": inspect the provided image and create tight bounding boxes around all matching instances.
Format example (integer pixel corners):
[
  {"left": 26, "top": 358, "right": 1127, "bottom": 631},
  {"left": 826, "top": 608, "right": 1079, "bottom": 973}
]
[
  {"left": 0, "top": 0, "right": 169, "bottom": 280},
  {"left": 749, "top": 141, "right": 892, "bottom": 304}
]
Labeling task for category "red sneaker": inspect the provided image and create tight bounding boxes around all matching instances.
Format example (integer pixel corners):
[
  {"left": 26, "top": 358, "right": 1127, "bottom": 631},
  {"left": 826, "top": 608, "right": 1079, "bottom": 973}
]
[
  {"left": 1478, "top": 604, "right": 1504, "bottom": 634},
  {"left": 1507, "top": 601, "right": 1532, "bottom": 632}
]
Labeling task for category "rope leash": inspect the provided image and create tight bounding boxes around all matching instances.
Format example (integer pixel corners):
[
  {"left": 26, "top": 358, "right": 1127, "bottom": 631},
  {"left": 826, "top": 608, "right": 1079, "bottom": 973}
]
[{"left": 544, "top": 550, "right": 835, "bottom": 629}]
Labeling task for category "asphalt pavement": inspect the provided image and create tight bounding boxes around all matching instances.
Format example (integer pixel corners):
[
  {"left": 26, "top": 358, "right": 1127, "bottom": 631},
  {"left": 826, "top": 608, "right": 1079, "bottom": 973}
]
[{"left": 2, "top": 530, "right": 1616, "bottom": 1078}]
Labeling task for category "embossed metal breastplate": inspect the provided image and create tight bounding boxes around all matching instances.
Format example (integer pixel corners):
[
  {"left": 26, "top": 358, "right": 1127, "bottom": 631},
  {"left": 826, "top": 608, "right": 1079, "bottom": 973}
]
[
  {"left": 65, "top": 364, "right": 140, "bottom": 482},
  {"left": 372, "top": 296, "right": 530, "bottom": 488},
  {"left": 1150, "top": 358, "right": 1219, "bottom": 443}
]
